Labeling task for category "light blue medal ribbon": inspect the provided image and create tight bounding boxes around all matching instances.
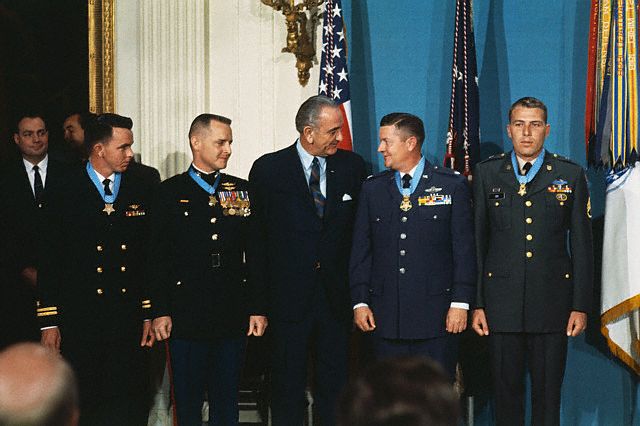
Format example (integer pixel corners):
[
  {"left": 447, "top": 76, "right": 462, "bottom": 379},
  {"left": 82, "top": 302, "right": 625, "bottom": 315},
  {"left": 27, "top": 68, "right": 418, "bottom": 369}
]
[
  {"left": 511, "top": 149, "right": 545, "bottom": 196},
  {"left": 188, "top": 166, "right": 221, "bottom": 200},
  {"left": 86, "top": 162, "right": 121, "bottom": 214},
  {"left": 394, "top": 157, "right": 425, "bottom": 211}
]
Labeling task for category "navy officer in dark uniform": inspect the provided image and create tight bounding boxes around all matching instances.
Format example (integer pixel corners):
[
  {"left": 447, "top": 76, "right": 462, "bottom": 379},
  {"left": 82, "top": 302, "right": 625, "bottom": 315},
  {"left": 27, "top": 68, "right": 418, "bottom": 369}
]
[
  {"left": 38, "top": 113, "right": 157, "bottom": 425},
  {"left": 150, "top": 114, "right": 267, "bottom": 426},
  {"left": 350, "top": 113, "right": 476, "bottom": 378},
  {"left": 471, "top": 97, "right": 593, "bottom": 426}
]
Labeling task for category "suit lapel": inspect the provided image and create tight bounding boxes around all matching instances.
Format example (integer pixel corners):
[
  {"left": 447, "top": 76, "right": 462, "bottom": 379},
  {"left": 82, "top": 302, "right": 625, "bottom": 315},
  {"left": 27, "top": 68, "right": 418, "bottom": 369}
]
[
  {"left": 283, "top": 144, "right": 317, "bottom": 216},
  {"left": 324, "top": 155, "right": 340, "bottom": 220}
]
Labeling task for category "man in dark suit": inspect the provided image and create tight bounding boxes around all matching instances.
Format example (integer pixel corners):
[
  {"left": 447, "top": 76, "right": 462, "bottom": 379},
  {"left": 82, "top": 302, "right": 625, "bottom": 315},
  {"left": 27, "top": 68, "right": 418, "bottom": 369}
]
[
  {"left": 349, "top": 113, "right": 475, "bottom": 379},
  {"left": 249, "top": 95, "right": 366, "bottom": 425},
  {"left": 0, "top": 113, "right": 66, "bottom": 349},
  {"left": 150, "top": 114, "right": 267, "bottom": 426},
  {"left": 38, "top": 113, "right": 157, "bottom": 425},
  {"left": 471, "top": 97, "right": 593, "bottom": 426}
]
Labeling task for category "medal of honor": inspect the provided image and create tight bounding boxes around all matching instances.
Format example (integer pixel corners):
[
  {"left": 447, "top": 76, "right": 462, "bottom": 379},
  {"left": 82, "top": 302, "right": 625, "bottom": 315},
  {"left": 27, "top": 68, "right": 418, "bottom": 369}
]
[
  {"left": 399, "top": 196, "right": 412, "bottom": 211},
  {"left": 518, "top": 183, "right": 527, "bottom": 196},
  {"left": 188, "top": 167, "right": 221, "bottom": 208},
  {"left": 103, "top": 203, "right": 115, "bottom": 215},
  {"left": 86, "top": 162, "right": 121, "bottom": 216},
  {"left": 511, "top": 150, "right": 545, "bottom": 198},
  {"left": 394, "top": 158, "right": 426, "bottom": 214}
]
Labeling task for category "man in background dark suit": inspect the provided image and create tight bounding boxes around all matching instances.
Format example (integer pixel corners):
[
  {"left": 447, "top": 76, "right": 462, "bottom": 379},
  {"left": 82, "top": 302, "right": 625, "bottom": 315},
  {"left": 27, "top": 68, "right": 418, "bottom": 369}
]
[
  {"left": 349, "top": 113, "right": 475, "bottom": 379},
  {"left": 0, "top": 113, "right": 66, "bottom": 349},
  {"left": 38, "top": 113, "right": 158, "bottom": 425},
  {"left": 61, "top": 111, "right": 161, "bottom": 184},
  {"left": 471, "top": 97, "right": 593, "bottom": 426},
  {"left": 249, "top": 95, "right": 366, "bottom": 425}
]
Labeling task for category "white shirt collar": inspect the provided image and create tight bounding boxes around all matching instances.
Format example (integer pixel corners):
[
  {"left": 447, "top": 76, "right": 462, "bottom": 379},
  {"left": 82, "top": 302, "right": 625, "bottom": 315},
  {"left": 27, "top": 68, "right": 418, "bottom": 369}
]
[
  {"left": 23, "top": 154, "right": 48, "bottom": 172},
  {"left": 400, "top": 158, "right": 421, "bottom": 179},
  {"left": 92, "top": 169, "right": 116, "bottom": 184},
  {"left": 191, "top": 163, "right": 218, "bottom": 175},
  {"left": 296, "top": 139, "right": 326, "bottom": 171},
  {"left": 515, "top": 153, "right": 541, "bottom": 172}
]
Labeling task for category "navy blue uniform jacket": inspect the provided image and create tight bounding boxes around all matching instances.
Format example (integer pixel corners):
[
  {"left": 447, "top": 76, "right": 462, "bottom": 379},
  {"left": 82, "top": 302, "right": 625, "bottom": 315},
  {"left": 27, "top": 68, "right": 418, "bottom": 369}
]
[{"left": 349, "top": 161, "right": 476, "bottom": 339}]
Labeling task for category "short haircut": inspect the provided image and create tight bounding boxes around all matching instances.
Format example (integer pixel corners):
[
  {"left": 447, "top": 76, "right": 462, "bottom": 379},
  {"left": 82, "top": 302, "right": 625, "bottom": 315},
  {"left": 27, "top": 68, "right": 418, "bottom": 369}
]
[
  {"left": 508, "top": 97, "right": 548, "bottom": 123},
  {"left": 295, "top": 95, "right": 338, "bottom": 133},
  {"left": 14, "top": 112, "right": 47, "bottom": 134},
  {"left": 337, "top": 356, "right": 460, "bottom": 426},
  {"left": 65, "top": 111, "right": 98, "bottom": 130},
  {"left": 380, "top": 112, "right": 425, "bottom": 146},
  {"left": 84, "top": 113, "right": 133, "bottom": 149},
  {"left": 188, "top": 114, "right": 232, "bottom": 139}
]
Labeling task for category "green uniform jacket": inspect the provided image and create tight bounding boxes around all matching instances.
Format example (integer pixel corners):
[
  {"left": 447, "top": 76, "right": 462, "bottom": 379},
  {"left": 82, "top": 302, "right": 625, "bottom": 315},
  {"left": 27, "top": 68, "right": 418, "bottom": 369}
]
[{"left": 473, "top": 151, "right": 593, "bottom": 333}]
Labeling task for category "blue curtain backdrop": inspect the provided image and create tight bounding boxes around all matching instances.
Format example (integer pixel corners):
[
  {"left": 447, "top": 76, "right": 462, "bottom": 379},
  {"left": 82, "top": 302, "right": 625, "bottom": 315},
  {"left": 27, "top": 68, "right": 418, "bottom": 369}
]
[{"left": 342, "top": 1, "right": 638, "bottom": 424}]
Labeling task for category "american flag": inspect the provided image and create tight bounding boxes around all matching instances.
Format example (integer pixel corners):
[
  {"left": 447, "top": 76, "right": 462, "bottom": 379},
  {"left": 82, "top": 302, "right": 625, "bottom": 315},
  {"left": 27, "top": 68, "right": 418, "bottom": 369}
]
[{"left": 318, "top": 0, "right": 353, "bottom": 151}]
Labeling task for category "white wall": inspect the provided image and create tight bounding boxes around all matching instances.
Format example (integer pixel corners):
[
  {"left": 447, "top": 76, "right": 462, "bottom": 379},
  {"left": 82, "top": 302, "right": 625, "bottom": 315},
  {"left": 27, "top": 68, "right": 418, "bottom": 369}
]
[{"left": 114, "top": 0, "right": 321, "bottom": 179}]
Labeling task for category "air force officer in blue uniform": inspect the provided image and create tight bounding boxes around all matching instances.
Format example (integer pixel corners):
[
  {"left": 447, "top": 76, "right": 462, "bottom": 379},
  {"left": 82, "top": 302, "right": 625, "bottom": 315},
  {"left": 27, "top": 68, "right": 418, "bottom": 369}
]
[{"left": 349, "top": 113, "right": 476, "bottom": 377}]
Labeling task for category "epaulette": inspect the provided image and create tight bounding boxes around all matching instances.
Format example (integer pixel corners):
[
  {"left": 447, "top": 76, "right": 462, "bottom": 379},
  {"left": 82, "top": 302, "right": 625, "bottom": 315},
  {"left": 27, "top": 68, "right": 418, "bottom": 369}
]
[
  {"left": 479, "top": 152, "right": 507, "bottom": 164},
  {"left": 550, "top": 152, "right": 578, "bottom": 165},
  {"left": 432, "top": 165, "right": 461, "bottom": 176},
  {"left": 366, "top": 170, "right": 393, "bottom": 180}
]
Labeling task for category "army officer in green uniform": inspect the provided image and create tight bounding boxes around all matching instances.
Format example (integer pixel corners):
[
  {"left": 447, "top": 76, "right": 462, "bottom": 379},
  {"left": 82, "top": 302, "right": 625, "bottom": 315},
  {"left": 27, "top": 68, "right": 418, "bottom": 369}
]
[{"left": 471, "top": 97, "right": 593, "bottom": 426}]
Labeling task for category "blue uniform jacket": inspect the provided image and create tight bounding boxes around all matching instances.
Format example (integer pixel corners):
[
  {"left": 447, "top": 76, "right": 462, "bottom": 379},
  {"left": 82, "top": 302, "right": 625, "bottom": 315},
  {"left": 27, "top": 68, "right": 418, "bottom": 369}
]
[{"left": 349, "top": 160, "right": 476, "bottom": 339}]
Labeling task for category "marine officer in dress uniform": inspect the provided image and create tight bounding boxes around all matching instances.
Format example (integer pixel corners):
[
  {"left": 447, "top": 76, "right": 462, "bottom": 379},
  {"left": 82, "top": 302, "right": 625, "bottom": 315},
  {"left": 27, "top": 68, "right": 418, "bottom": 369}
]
[
  {"left": 38, "top": 113, "right": 157, "bottom": 426},
  {"left": 471, "top": 97, "right": 593, "bottom": 426},
  {"left": 349, "top": 113, "right": 476, "bottom": 379},
  {"left": 150, "top": 114, "right": 267, "bottom": 426}
]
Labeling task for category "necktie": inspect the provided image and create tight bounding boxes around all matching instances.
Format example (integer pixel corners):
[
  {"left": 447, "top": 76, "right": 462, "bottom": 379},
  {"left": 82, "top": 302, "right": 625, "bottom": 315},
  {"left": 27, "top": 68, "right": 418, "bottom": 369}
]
[
  {"left": 309, "top": 157, "right": 325, "bottom": 218},
  {"left": 200, "top": 171, "right": 218, "bottom": 186},
  {"left": 103, "top": 178, "right": 113, "bottom": 196},
  {"left": 402, "top": 174, "right": 412, "bottom": 189},
  {"left": 33, "top": 165, "right": 43, "bottom": 202},
  {"left": 522, "top": 162, "right": 532, "bottom": 176}
]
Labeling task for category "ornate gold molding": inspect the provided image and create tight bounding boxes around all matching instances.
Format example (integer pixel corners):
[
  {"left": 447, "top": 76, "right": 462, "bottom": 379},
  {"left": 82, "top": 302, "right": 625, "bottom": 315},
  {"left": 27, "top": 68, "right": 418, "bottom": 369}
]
[{"left": 88, "top": 0, "right": 115, "bottom": 113}]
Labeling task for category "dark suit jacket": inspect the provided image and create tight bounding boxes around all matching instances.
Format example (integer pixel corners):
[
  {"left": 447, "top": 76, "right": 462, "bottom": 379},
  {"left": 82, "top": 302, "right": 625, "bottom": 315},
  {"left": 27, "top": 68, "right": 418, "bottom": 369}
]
[
  {"left": 349, "top": 161, "right": 476, "bottom": 339},
  {"left": 0, "top": 155, "right": 68, "bottom": 270},
  {"left": 249, "top": 144, "right": 366, "bottom": 322},
  {"left": 149, "top": 171, "right": 264, "bottom": 340},
  {"left": 473, "top": 151, "right": 593, "bottom": 333},
  {"left": 0, "top": 155, "right": 68, "bottom": 346},
  {"left": 37, "top": 164, "right": 158, "bottom": 341}
]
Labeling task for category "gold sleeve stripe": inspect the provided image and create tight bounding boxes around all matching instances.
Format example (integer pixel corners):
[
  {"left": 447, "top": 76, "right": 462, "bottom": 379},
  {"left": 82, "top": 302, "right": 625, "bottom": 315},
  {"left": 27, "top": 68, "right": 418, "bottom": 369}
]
[
  {"left": 37, "top": 311, "right": 58, "bottom": 317},
  {"left": 37, "top": 307, "right": 58, "bottom": 313},
  {"left": 141, "top": 300, "right": 151, "bottom": 304}
]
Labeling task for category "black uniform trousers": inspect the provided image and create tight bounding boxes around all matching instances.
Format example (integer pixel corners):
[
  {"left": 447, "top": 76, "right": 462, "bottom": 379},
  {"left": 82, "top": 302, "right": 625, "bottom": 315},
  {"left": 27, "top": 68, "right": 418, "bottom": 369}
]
[
  {"left": 489, "top": 332, "right": 568, "bottom": 426},
  {"left": 270, "top": 285, "right": 349, "bottom": 426},
  {"left": 62, "top": 329, "right": 150, "bottom": 426}
]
